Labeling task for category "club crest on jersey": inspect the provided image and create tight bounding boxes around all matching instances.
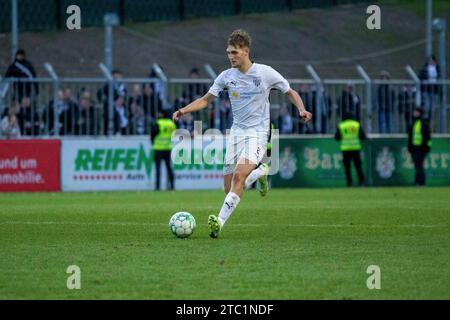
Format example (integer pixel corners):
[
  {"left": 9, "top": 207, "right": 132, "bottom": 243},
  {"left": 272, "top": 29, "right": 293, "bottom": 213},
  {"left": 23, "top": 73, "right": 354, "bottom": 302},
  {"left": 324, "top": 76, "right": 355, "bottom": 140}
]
[
  {"left": 230, "top": 91, "right": 240, "bottom": 99},
  {"left": 253, "top": 78, "right": 261, "bottom": 87}
]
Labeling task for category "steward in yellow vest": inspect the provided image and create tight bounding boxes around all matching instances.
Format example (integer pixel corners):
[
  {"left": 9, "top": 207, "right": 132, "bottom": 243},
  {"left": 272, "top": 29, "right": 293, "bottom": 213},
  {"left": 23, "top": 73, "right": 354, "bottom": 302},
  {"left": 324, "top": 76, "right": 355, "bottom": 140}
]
[
  {"left": 334, "top": 113, "right": 366, "bottom": 187},
  {"left": 151, "top": 110, "right": 177, "bottom": 190},
  {"left": 407, "top": 107, "right": 431, "bottom": 186}
]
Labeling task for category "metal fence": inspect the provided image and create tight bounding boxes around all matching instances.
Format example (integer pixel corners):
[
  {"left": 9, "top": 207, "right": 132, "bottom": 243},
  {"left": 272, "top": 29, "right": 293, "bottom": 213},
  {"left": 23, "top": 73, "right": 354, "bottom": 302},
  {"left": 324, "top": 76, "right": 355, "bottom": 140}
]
[{"left": 0, "top": 74, "right": 449, "bottom": 139}]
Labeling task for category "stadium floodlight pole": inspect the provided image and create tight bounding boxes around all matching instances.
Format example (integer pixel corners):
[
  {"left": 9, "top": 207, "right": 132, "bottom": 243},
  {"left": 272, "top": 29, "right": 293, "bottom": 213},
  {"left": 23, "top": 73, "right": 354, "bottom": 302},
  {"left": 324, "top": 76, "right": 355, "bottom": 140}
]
[
  {"left": 405, "top": 65, "right": 422, "bottom": 108},
  {"left": 99, "top": 63, "right": 114, "bottom": 136},
  {"left": 356, "top": 65, "right": 372, "bottom": 134},
  {"left": 151, "top": 63, "right": 168, "bottom": 111},
  {"left": 306, "top": 64, "right": 323, "bottom": 134},
  {"left": 204, "top": 64, "right": 220, "bottom": 130},
  {"left": 103, "top": 13, "right": 120, "bottom": 72},
  {"left": 11, "top": 0, "right": 18, "bottom": 62},
  {"left": 426, "top": 0, "right": 433, "bottom": 59},
  {"left": 44, "top": 63, "right": 59, "bottom": 136},
  {"left": 432, "top": 18, "right": 446, "bottom": 133}
]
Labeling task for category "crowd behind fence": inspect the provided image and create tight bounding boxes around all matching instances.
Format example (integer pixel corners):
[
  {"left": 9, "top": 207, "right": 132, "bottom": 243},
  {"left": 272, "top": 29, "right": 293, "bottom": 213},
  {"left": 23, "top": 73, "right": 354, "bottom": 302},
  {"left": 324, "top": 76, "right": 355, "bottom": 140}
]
[{"left": 0, "top": 76, "right": 449, "bottom": 139}]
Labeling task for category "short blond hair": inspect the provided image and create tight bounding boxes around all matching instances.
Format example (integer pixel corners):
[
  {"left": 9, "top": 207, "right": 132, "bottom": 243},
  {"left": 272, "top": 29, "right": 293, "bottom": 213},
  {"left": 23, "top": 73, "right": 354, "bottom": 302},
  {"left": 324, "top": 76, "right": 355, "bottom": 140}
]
[{"left": 228, "top": 29, "right": 251, "bottom": 48}]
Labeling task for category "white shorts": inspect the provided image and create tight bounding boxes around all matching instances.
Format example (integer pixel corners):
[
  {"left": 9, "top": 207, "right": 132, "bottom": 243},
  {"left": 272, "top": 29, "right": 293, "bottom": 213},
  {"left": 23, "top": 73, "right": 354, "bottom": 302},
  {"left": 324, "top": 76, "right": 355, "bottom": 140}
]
[{"left": 223, "top": 132, "right": 267, "bottom": 175}]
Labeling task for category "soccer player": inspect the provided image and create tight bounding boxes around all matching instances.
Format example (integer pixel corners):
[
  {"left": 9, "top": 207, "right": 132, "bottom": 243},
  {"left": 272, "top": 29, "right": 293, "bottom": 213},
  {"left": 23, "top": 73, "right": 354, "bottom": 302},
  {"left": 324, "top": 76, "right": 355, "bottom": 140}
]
[{"left": 173, "top": 29, "right": 312, "bottom": 238}]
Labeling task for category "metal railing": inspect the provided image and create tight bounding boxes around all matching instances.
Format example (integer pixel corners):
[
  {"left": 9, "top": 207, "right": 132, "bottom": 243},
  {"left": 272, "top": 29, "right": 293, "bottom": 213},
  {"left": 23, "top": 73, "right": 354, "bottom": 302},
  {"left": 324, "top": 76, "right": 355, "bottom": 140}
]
[{"left": 1, "top": 72, "right": 449, "bottom": 139}]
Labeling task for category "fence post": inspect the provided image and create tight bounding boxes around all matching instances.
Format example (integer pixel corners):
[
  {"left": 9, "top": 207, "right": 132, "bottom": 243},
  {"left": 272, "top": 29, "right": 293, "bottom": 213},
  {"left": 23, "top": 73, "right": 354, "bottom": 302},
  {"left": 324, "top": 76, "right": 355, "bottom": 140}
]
[
  {"left": 433, "top": 18, "right": 447, "bottom": 133},
  {"left": 99, "top": 63, "right": 114, "bottom": 136},
  {"left": 44, "top": 63, "right": 59, "bottom": 136},
  {"left": 356, "top": 65, "right": 372, "bottom": 134},
  {"left": 11, "top": 0, "right": 18, "bottom": 62},
  {"left": 205, "top": 64, "right": 219, "bottom": 130},
  {"left": 104, "top": 13, "right": 120, "bottom": 72},
  {"left": 405, "top": 65, "right": 421, "bottom": 108},
  {"left": 152, "top": 63, "right": 168, "bottom": 112},
  {"left": 306, "top": 64, "right": 323, "bottom": 134}
]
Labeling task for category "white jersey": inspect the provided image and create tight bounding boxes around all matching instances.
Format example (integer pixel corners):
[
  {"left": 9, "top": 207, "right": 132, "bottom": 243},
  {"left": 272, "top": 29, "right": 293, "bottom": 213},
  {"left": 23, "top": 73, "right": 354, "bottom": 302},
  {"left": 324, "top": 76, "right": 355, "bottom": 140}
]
[{"left": 208, "top": 63, "right": 290, "bottom": 136}]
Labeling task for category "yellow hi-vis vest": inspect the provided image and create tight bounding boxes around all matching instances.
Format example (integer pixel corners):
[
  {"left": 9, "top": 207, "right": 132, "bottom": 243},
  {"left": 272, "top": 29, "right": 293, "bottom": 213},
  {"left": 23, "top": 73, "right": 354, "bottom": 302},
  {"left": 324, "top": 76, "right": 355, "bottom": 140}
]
[
  {"left": 153, "top": 118, "right": 176, "bottom": 151},
  {"left": 338, "top": 119, "right": 362, "bottom": 151},
  {"left": 412, "top": 119, "right": 432, "bottom": 147}
]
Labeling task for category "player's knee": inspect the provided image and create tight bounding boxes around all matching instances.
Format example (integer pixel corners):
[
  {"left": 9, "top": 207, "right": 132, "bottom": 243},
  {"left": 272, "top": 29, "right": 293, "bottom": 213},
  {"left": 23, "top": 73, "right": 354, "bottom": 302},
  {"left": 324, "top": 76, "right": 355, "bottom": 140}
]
[{"left": 232, "top": 170, "right": 247, "bottom": 186}]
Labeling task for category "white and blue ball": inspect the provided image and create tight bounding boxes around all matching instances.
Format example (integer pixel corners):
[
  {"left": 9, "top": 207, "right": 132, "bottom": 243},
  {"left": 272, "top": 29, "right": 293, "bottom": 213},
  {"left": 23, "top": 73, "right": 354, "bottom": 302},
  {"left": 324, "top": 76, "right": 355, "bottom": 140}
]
[{"left": 169, "top": 212, "right": 196, "bottom": 238}]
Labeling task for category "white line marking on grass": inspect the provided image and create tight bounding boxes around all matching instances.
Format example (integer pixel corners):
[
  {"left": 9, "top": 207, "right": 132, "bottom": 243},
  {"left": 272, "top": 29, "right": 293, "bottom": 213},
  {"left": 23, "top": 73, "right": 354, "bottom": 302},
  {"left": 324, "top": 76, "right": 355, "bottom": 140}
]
[{"left": 0, "top": 221, "right": 448, "bottom": 228}]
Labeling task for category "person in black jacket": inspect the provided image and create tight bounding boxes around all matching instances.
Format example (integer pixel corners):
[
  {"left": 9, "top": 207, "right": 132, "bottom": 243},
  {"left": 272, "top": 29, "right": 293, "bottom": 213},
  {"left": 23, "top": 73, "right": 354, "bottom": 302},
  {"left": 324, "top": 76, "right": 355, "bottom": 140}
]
[
  {"left": 5, "top": 49, "right": 39, "bottom": 101},
  {"left": 338, "top": 83, "right": 361, "bottom": 122},
  {"left": 97, "top": 70, "right": 127, "bottom": 135},
  {"left": 407, "top": 107, "right": 431, "bottom": 186}
]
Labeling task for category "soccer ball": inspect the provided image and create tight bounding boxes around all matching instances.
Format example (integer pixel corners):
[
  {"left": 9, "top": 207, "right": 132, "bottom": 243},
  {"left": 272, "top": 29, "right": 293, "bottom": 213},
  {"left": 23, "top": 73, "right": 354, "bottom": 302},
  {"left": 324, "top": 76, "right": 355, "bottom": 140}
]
[{"left": 169, "top": 212, "right": 196, "bottom": 238}]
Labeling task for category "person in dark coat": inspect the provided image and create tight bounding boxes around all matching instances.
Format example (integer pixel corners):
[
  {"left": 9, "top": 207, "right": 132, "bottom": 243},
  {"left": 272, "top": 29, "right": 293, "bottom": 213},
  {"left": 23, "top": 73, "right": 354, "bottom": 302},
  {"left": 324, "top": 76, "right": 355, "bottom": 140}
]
[{"left": 4, "top": 49, "right": 39, "bottom": 101}]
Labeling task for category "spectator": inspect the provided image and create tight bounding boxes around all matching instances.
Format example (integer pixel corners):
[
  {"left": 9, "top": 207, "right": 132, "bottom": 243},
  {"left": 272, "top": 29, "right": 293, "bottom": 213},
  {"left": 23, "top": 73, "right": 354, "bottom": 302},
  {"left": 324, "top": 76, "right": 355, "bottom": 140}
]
[
  {"left": 278, "top": 103, "right": 293, "bottom": 134},
  {"left": 113, "top": 96, "right": 128, "bottom": 135},
  {"left": 218, "top": 92, "right": 232, "bottom": 132},
  {"left": 310, "top": 85, "right": 332, "bottom": 134},
  {"left": 0, "top": 101, "right": 21, "bottom": 138},
  {"left": 142, "top": 83, "right": 163, "bottom": 119},
  {"left": 128, "top": 84, "right": 143, "bottom": 112},
  {"left": 17, "top": 95, "right": 39, "bottom": 136},
  {"left": 338, "top": 83, "right": 361, "bottom": 121},
  {"left": 377, "top": 70, "right": 395, "bottom": 133},
  {"left": 183, "top": 67, "right": 208, "bottom": 103},
  {"left": 419, "top": 55, "right": 441, "bottom": 120},
  {"left": 149, "top": 67, "right": 166, "bottom": 105},
  {"left": 43, "top": 88, "right": 78, "bottom": 135},
  {"left": 178, "top": 112, "right": 194, "bottom": 135},
  {"left": 98, "top": 70, "right": 127, "bottom": 135},
  {"left": 1, "top": 99, "right": 20, "bottom": 118},
  {"left": 76, "top": 91, "right": 99, "bottom": 135},
  {"left": 398, "top": 85, "right": 417, "bottom": 130},
  {"left": 129, "top": 101, "right": 146, "bottom": 135},
  {"left": 4, "top": 49, "right": 39, "bottom": 101},
  {"left": 296, "top": 84, "right": 313, "bottom": 133}
]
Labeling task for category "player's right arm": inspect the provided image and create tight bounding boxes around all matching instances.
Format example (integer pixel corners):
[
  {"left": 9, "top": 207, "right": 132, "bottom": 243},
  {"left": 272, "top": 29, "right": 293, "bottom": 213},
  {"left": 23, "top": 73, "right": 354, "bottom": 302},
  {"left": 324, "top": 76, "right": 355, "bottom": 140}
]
[{"left": 172, "top": 93, "right": 216, "bottom": 121}]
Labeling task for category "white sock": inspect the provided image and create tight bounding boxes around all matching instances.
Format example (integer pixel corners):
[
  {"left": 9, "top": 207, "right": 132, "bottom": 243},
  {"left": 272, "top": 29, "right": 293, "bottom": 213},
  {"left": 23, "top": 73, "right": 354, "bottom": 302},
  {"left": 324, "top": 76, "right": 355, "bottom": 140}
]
[
  {"left": 218, "top": 192, "right": 241, "bottom": 227},
  {"left": 244, "top": 167, "right": 264, "bottom": 189}
]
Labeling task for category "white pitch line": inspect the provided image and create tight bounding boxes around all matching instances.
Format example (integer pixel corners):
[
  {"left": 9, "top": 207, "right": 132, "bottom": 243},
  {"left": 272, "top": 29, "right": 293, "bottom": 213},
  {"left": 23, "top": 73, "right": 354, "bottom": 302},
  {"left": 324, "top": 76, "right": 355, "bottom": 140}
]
[{"left": 0, "top": 221, "right": 448, "bottom": 229}]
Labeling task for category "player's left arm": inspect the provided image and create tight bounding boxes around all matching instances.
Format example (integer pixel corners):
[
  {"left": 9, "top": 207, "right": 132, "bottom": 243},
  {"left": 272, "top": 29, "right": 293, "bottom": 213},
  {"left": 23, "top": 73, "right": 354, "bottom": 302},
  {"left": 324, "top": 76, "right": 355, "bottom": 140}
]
[{"left": 285, "top": 88, "right": 312, "bottom": 123}]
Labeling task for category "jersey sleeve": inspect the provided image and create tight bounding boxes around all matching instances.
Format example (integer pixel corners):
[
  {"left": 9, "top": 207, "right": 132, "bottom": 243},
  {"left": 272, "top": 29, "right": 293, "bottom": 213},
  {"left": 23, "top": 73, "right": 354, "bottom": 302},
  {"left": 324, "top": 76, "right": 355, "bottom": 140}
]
[
  {"left": 208, "top": 71, "right": 227, "bottom": 97},
  {"left": 265, "top": 66, "right": 290, "bottom": 94}
]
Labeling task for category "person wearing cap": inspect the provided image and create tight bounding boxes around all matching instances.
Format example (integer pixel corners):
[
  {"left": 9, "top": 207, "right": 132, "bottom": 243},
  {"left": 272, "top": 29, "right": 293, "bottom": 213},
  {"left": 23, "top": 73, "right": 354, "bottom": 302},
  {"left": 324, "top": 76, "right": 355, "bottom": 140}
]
[
  {"left": 335, "top": 112, "right": 366, "bottom": 187},
  {"left": 407, "top": 107, "right": 431, "bottom": 186},
  {"left": 5, "top": 49, "right": 39, "bottom": 100}
]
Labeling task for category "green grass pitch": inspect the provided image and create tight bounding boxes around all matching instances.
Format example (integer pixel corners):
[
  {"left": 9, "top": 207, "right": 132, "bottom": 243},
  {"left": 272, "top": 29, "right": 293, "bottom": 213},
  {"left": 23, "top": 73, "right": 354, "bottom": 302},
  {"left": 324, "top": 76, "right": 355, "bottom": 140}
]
[{"left": 0, "top": 187, "right": 449, "bottom": 299}]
